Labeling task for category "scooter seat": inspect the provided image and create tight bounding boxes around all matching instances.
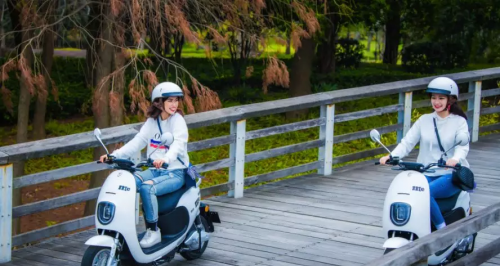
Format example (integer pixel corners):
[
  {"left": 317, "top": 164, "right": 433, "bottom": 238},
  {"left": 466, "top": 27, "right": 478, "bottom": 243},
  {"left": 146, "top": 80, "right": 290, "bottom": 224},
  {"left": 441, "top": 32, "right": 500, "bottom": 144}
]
[
  {"left": 156, "top": 172, "right": 197, "bottom": 215},
  {"left": 156, "top": 185, "right": 190, "bottom": 215},
  {"left": 436, "top": 191, "right": 461, "bottom": 214}
]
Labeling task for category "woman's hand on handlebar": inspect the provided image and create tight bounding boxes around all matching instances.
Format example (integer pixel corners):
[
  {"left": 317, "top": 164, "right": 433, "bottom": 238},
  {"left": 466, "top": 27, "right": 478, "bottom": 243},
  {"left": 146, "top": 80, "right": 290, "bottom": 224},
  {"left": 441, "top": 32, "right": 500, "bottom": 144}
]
[
  {"left": 153, "top": 159, "right": 167, "bottom": 169},
  {"left": 379, "top": 155, "right": 391, "bottom": 165},
  {"left": 445, "top": 158, "right": 459, "bottom": 169},
  {"left": 99, "top": 154, "right": 109, "bottom": 163}
]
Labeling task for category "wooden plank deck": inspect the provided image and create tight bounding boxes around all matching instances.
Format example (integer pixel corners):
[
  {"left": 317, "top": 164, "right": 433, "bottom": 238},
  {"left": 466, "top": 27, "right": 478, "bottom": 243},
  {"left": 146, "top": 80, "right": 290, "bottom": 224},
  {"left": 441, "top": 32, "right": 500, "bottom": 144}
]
[{"left": 4, "top": 133, "right": 500, "bottom": 266}]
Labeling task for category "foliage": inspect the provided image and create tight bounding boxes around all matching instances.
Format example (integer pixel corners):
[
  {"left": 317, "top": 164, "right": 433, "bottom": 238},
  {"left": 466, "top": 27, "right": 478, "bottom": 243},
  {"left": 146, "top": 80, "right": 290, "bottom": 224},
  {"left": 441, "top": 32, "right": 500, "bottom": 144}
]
[
  {"left": 402, "top": 41, "right": 469, "bottom": 73},
  {"left": 335, "top": 38, "right": 365, "bottom": 69}
]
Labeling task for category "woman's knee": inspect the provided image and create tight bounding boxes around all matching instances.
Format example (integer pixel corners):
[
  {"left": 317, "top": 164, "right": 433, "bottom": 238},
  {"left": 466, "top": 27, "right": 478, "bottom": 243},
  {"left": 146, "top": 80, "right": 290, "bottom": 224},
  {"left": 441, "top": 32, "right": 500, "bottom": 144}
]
[{"left": 140, "top": 183, "right": 155, "bottom": 196}]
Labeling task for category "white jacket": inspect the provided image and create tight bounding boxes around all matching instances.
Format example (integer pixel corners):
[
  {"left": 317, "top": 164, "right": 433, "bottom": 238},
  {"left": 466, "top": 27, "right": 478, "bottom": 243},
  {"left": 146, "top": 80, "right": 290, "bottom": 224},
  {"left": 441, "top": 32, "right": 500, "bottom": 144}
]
[
  {"left": 111, "top": 113, "right": 189, "bottom": 170},
  {"left": 391, "top": 112, "right": 470, "bottom": 176}
]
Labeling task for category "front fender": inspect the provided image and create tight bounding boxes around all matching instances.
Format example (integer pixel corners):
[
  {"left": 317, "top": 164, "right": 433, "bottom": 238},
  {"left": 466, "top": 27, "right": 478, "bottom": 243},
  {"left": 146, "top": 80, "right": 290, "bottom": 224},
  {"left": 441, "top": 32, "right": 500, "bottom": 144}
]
[
  {"left": 85, "top": 235, "right": 115, "bottom": 248},
  {"left": 383, "top": 237, "right": 410, "bottom": 249}
]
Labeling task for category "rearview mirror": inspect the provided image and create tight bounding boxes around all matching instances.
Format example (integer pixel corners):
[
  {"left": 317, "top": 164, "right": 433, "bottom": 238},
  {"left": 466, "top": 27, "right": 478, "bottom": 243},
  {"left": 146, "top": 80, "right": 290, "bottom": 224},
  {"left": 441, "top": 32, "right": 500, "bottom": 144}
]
[
  {"left": 370, "top": 129, "right": 381, "bottom": 143},
  {"left": 370, "top": 129, "right": 392, "bottom": 154},
  {"left": 93, "top": 128, "right": 109, "bottom": 155},
  {"left": 93, "top": 128, "right": 102, "bottom": 139}
]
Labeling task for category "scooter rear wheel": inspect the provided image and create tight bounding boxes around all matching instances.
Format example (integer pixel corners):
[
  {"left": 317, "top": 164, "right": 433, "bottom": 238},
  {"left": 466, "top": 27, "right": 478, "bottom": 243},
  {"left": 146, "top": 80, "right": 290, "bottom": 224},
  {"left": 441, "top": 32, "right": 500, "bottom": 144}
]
[{"left": 180, "top": 216, "right": 210, "bottom": 260}]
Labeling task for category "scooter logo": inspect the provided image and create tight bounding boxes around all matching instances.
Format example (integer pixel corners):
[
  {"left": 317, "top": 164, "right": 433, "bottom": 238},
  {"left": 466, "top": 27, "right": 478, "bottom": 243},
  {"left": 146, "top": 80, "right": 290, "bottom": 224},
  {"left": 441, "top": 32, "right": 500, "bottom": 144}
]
[
  {"left": 412, "top": 186, "right": 424, "bottom": 192},
  {"left": 118, "top": 185, "right": 131, "bottom": 191}
]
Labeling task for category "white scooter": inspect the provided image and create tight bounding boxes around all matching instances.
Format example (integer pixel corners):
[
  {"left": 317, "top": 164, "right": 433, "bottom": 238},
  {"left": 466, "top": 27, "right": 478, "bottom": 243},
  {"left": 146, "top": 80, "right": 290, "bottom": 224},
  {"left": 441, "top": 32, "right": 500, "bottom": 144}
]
[
  {"left": 81, "top": 128, "right": 221, "bottom": 266},
  {"left": 370, "top": 129, "right": 476, "bottom": 265}
]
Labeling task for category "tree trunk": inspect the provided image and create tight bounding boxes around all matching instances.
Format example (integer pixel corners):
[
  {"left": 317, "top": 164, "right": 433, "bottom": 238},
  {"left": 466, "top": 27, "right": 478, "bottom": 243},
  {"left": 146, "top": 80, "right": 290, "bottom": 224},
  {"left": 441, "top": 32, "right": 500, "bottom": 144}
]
[
  {"left": 0, "top": 3, "right": 5, "bottom": 57},
  {"left": 16, "top": 30, "right": 35, "bottom": 235},
  {"left": 110, "top": 50, "right": 125, "bottom": 127},
  {"left": 173, "top": 33, "right": 184, "bottom": 63},
  {"left": 286, "top": 37, "right": 315, "bottom": 120},
  {"left": 33, "top": 0, "right": 57, "bottom": 140},
  {"left": 8, "top": 0, "right": 34, "bottom": 236},
  {"left": 317, "top": 32, "right": 337, "bottom": 74},
  {"left": 366, "top": 31, "right": 373, "bottom": 52},
  {"left": 317, "top": 13, "right": 340, "bottom": 74},
  {"left": 285, "top": 34, "right": 291, "bottom": 55},
  {"left": 383, "top": 1, "right": 401, "bottom": 65},
  {"left": 148, "top": 20, "right": 170, "bottom": 78},
  {"left": 84, "top": 1, "right": 115, "bottom": 216},
  {"left": 84, "top": 2, "right": 100, "bottom": 89}
]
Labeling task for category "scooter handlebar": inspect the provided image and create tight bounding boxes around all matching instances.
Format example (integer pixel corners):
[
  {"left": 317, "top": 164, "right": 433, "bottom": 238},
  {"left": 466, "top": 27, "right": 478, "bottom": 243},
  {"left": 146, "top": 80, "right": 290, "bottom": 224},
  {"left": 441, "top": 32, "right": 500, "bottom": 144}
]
[{"left": 136, "top": 160, "right": 169, "bottom": 169}]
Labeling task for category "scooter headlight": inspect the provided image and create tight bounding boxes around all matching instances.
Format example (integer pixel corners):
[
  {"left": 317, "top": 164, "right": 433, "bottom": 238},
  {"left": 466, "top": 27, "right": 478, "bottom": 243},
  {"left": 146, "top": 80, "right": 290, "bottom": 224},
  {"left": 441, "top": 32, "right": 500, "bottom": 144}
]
[
  {"left": 97, "top": 201, "right": 115, "bottom": 225},
  {"left": 390, "top": 202, "right": 411, "bottom": 226}
]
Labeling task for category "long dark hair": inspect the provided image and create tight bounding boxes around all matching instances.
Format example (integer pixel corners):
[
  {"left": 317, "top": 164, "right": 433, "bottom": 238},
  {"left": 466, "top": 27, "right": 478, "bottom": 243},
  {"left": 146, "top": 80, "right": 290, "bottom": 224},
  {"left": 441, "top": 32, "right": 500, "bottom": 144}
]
[
  {"left": 146, "top": 97, "right": 184, "bottom": 119},
  {"left": 448, "top": 96, "right": 468, "bottom": 120}
]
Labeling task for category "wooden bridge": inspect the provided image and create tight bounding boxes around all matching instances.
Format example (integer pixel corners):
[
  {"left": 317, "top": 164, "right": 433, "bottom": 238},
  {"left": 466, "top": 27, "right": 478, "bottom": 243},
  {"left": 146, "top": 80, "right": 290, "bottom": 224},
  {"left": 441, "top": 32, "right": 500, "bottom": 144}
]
[{"left": 1, "top": 67, "right": 500, "bottom": 265}]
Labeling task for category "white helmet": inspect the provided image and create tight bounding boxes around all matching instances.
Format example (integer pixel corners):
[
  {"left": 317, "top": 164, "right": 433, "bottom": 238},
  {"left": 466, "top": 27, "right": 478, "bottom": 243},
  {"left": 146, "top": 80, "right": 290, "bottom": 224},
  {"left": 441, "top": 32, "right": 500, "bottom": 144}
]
[
  {"left": 425, "top": 77, "right": 459, "bottom": 97},
  {"left": 151, "top": 82, "right": 183, "bottom": 102}
]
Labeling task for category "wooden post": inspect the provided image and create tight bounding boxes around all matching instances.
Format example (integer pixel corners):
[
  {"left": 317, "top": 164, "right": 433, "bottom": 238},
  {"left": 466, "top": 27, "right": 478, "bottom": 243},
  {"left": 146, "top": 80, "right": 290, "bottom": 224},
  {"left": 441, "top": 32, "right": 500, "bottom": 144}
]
[
  {"left": 397, "top": 92, "right": 404, "bottom": 142},
  {"left": 403, "top": 92, "right": 413, "bottom": 137},
  {"left": 318, "top": 104, "right": 335, "bottom": 175},
  {"left": 472, "top": 81, "right": 482, "bottom": 142},
  {"left": 467, "top": 81, "right": 475, "bottom": 132},
  {"left": 0, "top": 164, "right": 13, "bottom": 263},
  {"left": 229, "top": 120, "right": 246, "bottom": 198}
]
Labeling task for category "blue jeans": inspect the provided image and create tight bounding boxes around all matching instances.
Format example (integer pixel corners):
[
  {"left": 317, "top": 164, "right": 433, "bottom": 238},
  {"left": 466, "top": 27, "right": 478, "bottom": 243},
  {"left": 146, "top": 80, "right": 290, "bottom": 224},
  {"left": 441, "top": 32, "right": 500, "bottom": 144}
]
[
  {"left": 426, "top": 174, "right": 461, "bottom": 227},
  {"left": 134, "top": 169, "right": 185, "bottom": 223}
]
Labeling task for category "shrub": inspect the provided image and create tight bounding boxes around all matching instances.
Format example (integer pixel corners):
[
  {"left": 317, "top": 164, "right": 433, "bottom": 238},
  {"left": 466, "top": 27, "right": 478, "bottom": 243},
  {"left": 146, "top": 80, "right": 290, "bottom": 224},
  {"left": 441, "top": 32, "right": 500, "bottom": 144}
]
[
  {"left": 402, "top": 40, "right": 469, "bottom": 73},
  {"left": 336, "top": 38, "right": 364, "bottom": 69}
]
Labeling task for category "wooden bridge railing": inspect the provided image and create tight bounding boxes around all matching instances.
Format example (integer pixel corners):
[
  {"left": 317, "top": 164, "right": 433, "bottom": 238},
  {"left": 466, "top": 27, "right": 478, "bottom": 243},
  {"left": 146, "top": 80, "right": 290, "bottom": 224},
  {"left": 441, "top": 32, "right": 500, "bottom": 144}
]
[{"left": 1, "top": 67, "right": 500, "bottom": 263}]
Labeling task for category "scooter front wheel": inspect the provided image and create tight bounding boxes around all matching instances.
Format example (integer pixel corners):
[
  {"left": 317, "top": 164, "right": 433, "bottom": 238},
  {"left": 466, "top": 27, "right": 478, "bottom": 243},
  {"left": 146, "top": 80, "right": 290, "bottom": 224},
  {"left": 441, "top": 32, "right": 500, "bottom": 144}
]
[
  {"left": 81, "top": 246, "right": 113, "bottom": 266},
  {"left": 180, "top": 216, "right": 210, "bottom": 260},
  {"left": 81, "top": 246, "right": 134, "bottom": 266}
]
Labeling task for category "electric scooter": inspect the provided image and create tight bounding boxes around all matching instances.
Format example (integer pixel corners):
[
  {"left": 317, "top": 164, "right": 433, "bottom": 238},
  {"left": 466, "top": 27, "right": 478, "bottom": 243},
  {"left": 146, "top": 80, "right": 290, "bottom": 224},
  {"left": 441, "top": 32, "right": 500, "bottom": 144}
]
[
  {"left": 81, "top": 128, "right": 221, "bottom": 266},
  {"left": 370, "top": 129, "right": 476, "bottom": 265}
]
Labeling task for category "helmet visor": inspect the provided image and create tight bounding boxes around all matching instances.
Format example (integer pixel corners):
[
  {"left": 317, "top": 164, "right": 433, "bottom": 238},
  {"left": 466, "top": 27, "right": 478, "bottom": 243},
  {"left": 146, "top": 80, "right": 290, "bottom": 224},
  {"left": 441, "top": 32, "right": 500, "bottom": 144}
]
[
  {"left": 162, "top": 92, "right": 184, "bottom": 98},
  {"left": 426, "top": 88, "right": 451, "bottom": 95}
]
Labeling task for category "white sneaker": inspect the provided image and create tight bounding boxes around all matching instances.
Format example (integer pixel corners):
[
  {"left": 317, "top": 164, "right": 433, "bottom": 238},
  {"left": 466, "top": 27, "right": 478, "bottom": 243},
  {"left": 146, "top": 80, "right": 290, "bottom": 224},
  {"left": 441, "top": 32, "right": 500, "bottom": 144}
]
[{"left": 140, "top": 228, "right": 162, "bottom": 248}]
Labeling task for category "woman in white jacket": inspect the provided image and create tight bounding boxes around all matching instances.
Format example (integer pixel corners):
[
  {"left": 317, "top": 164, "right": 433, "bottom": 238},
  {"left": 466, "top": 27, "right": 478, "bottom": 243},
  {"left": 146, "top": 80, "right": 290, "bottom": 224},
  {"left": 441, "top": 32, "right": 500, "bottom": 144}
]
[
  {"left": 99, "top": 82, "right": 189, "bottom": 248},
  {"left": 379, "top": 77, "right": 470, "bottom": 231}
]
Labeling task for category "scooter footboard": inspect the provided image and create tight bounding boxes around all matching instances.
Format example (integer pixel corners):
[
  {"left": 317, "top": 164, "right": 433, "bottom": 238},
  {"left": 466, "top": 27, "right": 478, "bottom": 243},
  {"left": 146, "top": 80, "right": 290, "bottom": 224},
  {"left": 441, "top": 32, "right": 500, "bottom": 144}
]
[{"left": 85, "top": 235, "right": 116, "bottom": 248}]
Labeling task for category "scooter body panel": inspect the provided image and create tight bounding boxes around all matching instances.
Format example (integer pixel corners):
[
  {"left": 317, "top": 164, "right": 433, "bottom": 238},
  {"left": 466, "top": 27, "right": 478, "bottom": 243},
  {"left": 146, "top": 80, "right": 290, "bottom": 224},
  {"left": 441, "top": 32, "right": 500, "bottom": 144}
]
[
  {"left": 92, "top": 169, "right": 203, "bottom": 264},
  {"left": 383, "top": 170, "right": 431, "bottom": 240}
]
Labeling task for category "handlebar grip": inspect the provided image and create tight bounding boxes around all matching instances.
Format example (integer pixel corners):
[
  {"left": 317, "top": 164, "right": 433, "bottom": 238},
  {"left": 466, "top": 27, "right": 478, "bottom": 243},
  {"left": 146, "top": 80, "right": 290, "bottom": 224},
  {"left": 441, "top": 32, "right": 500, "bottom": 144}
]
[
  {"left": 162, "top": 163, "right": 169, "bottom": 169},
  {"left": 375, "top": 162, "right": 380, "bottom": 165},
  {"left": 97, "top": 160, "right": 102, "bottom": 164}
]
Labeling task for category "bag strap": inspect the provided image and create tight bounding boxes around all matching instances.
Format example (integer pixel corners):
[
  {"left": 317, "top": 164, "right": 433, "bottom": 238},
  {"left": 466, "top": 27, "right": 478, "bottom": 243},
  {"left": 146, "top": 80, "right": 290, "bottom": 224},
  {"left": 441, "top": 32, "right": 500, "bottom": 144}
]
[
  {"left": 433, "top": 118, "right": 447, "bottom": 156},
  {"left": 156, "top": 118, "right": 191, "bottom": 167}
]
